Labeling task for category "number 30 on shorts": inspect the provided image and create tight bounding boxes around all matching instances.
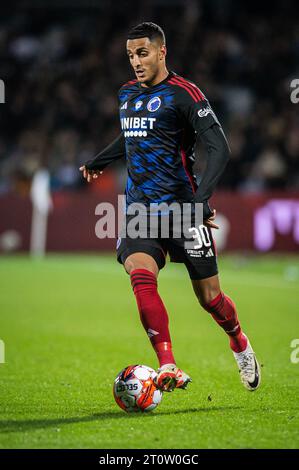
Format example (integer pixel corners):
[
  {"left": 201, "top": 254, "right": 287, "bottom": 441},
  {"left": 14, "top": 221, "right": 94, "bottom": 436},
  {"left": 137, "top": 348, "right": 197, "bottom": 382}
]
[{"left": 188, "top": 225, "right": 211, "bottom": 249}]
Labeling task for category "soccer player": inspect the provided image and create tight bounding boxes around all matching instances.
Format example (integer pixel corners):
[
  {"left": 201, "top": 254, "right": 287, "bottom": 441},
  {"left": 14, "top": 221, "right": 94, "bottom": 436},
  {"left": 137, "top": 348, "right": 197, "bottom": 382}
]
[{"left": 80, "top": 22, "right": 261, "bottom": 392}]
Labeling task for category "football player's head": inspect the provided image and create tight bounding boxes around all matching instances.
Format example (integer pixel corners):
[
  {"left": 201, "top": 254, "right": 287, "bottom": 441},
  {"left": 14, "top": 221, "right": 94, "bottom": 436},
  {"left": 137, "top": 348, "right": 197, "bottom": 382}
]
[{"left": 127, "top": 22, "right": 167, "bottom": 86}]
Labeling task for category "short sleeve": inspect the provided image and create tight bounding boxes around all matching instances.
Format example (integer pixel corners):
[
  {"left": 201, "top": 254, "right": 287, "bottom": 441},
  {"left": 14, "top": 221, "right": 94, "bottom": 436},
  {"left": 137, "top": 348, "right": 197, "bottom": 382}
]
[{"left": 175, "top": 86, "right": 220, "bottom": 135}]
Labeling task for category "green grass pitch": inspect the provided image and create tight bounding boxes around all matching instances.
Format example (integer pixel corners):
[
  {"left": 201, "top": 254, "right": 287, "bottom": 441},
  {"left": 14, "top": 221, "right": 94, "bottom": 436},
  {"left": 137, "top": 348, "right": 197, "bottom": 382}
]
[{"left": 0, "top": 254, "right": 299, "bottom": 449}]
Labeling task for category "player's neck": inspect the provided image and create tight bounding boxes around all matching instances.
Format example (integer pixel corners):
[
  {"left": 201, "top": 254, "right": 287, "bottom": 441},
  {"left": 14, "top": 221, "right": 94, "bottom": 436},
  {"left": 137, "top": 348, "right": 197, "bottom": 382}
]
[{"left": 141, "top": 67, "right": 169, "bottom": 88}]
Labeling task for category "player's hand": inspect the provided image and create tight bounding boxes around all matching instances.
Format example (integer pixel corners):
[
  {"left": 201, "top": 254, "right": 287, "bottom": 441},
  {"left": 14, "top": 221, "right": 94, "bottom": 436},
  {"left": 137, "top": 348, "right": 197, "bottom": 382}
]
[
  {"left": 79, "top": 166, "right": 103, "bottom": 183},
  {"left": 204, "top": 209, "right": 219, "bottom": 229}
]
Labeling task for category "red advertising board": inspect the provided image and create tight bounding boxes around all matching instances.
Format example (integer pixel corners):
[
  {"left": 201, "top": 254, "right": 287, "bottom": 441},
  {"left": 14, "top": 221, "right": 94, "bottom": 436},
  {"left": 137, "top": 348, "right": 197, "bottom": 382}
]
[{"left": 0, "top": 190, "right": 298, "bottom": 253}]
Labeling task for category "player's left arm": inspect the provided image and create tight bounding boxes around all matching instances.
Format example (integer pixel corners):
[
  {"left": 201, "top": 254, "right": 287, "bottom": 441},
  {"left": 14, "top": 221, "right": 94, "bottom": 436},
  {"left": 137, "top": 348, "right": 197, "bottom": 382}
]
[
  {"left": 195, "top": 123, "right": 231, "bottom": 223},
  {"left": 177, "top": 88, "right": 231, "bottom": 223}
]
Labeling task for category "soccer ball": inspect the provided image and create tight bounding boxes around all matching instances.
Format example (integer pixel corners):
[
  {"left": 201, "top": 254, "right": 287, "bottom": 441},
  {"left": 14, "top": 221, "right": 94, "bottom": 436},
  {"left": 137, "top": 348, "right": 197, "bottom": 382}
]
[{"left": 113, "top": 364, "right": 163, "bottom": 413}]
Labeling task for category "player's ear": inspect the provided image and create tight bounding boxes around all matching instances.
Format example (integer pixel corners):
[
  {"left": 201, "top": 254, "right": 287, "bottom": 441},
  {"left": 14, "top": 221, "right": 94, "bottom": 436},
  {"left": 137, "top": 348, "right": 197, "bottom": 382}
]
[{"left": 159, "top": 44, "right": 167, "bottom": 60}]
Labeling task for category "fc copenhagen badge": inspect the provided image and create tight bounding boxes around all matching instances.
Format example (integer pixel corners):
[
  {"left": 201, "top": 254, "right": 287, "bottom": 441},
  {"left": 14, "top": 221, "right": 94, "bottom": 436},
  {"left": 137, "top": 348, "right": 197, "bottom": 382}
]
[{"left": 147, "top": 96, "right": 161, "bottom": 112}]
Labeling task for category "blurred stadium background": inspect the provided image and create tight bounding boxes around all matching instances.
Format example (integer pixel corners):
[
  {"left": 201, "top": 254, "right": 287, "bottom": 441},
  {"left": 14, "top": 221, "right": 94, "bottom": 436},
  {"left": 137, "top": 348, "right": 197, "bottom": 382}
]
[{"left": 0, "top": 0, "right": 298, "bottom": 255}]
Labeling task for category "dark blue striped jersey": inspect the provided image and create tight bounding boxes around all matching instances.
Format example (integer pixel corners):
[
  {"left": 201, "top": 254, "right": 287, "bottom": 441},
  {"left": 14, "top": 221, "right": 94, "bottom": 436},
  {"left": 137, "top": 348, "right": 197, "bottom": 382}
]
[{"left": 118, "top": 71, "right": 220, "bottom": 207}]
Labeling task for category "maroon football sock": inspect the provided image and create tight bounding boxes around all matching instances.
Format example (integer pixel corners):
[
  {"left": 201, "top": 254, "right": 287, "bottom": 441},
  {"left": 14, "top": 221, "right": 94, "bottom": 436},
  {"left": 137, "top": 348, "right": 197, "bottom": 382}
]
[
  {"left": 203, "top": 292, "right": 248, "bottom": 353},
  {"left": 130, "top": 269, "right": 176, "bottom": 367}
]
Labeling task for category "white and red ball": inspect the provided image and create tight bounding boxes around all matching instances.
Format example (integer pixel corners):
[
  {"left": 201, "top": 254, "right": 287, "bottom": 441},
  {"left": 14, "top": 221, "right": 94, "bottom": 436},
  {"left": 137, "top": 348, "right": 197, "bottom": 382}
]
[{"left": 113, "top": 365, "right": 163, "bottom": 413}]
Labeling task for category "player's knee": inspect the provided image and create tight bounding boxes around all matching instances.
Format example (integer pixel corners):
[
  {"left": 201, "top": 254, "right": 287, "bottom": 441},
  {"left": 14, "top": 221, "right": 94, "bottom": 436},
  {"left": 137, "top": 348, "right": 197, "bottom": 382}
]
[
  {"left": 125, "top": 262, "right": 156, "bottom": 276},
  {"left": 192, "top": 276, "right": 221, "bottom": 309},
  {"left": 195, "top": 288, "right": 221, "bottom": 309},
  {"left": 124, "top": 255, "right": 158, "bottom": 277}
]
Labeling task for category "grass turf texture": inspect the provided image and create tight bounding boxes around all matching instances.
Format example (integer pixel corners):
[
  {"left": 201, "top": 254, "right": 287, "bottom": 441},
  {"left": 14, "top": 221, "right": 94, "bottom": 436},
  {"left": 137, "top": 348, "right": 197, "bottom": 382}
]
[{"left": 0, "top": 254, "right": 298, "bottom": 449}]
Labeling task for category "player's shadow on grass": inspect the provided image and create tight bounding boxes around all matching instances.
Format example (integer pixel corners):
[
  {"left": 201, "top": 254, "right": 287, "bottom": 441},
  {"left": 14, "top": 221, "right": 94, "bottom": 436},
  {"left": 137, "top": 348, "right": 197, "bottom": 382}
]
[{"left": 0, "top": 406, "right": 241, "bottom": 433}]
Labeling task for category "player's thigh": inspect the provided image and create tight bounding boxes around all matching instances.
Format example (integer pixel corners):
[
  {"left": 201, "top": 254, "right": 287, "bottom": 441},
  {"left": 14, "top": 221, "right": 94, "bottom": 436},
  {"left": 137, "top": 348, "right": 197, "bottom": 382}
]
[
  {"left": 117, "top": 236, "right": 166, "bottom": 276},
  {"left": 167, "top": 223, "right": 219, "bottom": 300},
  {"left": 124, "top": 252, "right": 160, "bottom": 276},
  {"left": 191, "top": 274, "right": 221, "bottom": 306}
]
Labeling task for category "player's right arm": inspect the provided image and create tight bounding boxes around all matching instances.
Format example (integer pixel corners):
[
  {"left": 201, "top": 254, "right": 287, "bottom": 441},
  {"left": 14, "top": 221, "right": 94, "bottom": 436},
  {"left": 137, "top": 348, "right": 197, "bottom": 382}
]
[{"left": 79, "top": 132, "right": 125, "bottom": 183}]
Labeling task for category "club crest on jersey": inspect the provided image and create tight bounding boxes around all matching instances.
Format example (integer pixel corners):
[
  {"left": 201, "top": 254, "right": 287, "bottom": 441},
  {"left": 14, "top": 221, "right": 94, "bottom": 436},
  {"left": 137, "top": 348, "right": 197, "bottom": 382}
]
[
  {"left": 135, "top": 100, "right": 143, "bottom": 110},
  {"left": 147, "top": 96, "right": 161, "bottom": 112}
]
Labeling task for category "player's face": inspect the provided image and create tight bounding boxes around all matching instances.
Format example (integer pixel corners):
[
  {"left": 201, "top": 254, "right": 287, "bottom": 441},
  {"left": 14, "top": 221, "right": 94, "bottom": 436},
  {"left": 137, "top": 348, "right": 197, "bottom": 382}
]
[{"left": 126, "top": 37, "right": 166, "bottom": 86}]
